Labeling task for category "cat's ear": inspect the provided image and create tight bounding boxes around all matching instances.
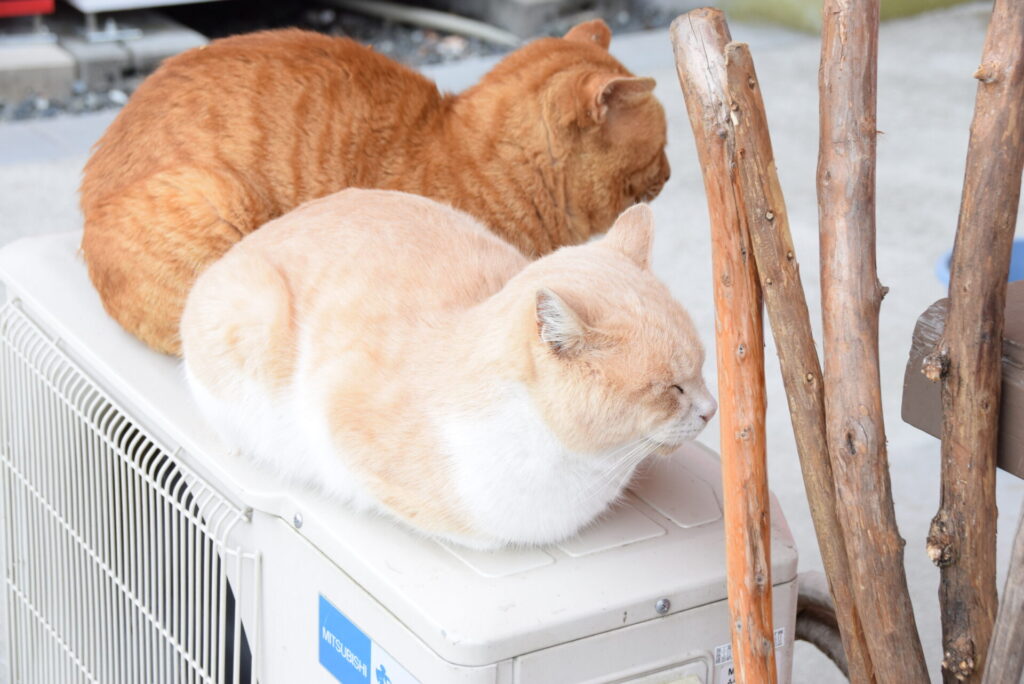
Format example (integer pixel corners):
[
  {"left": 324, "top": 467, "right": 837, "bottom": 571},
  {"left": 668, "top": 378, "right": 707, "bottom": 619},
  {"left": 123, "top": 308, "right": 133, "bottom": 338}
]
[
  {"left": 536, "top": 288, "right": 588, "bottom": 358},
  {"left": 563, "top": 19, "right": 611, "bottom": 49},
  {"left": 582, "top": 75, "right": 657, "bottom": 126},
  {"left": 603, "top": 203, "right": 654, "bottom": 269}
]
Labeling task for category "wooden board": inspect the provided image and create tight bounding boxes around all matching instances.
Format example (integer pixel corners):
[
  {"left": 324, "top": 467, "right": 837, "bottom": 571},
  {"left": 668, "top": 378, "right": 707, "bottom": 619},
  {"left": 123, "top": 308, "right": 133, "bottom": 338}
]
[{"left": 902, "top": 280, "right": 1024, "bottom": 480}]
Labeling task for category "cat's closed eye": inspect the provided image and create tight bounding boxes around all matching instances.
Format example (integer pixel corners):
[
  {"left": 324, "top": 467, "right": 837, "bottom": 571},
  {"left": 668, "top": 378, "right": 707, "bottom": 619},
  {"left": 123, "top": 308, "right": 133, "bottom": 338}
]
[{"left": 672, "top": 385, "right": 686, "bottom": 395}]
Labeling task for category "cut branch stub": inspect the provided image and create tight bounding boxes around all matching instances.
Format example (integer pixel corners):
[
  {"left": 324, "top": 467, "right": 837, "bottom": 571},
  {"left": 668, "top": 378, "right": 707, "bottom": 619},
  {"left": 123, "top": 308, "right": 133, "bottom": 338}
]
[
  {"left": 944, "top": 637, "right": 977, "bottom": 683},
  {"left": 927, "top": 511, "right": 955, "bottom": 568},
  {"left": 922, "top": 348, "right": 950, "bottom": 383}
]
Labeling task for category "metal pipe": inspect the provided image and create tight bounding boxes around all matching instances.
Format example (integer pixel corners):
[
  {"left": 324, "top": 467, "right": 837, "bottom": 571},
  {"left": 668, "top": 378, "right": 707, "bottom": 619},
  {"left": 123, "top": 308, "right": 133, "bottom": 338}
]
[{"left": 322, "top": 0, "right": 521, "bottom": 47}]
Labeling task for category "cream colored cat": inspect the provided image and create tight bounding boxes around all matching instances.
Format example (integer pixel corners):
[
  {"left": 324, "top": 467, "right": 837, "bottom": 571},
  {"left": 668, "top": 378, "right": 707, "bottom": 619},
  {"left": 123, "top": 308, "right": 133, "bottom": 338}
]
[{"left": 181, "top": 189, "right": 715, "bottom": 549}]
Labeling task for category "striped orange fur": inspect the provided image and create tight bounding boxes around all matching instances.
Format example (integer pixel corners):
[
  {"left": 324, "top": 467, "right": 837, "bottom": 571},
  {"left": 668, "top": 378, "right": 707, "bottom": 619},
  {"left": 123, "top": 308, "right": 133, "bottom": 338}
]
[{"left": 80, "top": 20, "right": 670, "bottom": 355}]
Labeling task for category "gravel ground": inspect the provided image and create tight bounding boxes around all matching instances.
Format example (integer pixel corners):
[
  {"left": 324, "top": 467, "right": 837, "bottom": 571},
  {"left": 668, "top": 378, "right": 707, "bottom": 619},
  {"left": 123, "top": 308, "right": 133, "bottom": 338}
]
[
  {"left": 162, "top": 0, "right": 685, "bottom": 59},
  {"left": 0, "top": 0, "right": 686, "bottom": 122}
]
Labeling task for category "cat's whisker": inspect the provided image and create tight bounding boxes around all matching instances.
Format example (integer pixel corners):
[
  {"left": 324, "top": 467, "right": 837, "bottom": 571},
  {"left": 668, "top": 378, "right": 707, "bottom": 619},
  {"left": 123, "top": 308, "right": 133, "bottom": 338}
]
[
  {"left": 599, "top": 438, "right": 652, "bottom": 475},
  {"left": 584, "top": 441, "right": 648, "bottom": 484},
  {"left": 587, "top": 443, "right": 658, "bottom": 502},
  {"left": 598, "top": 437, "right": 650, "bottom": 463},
  {"left": 573, "top": 437, "right": 659, "bottom": 504},
  {"left": 573, "top": 449, "right": 642, "bottom": 504}
]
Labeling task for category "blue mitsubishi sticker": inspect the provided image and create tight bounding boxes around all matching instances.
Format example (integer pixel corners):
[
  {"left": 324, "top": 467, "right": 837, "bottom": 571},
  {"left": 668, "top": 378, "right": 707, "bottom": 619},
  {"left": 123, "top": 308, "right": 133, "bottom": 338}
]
[
  {"left": 319, "top": 595, "right": 371, "bottom": 683},
  {"left": 318, "top": 594, "right": 420, "bottom": 684}
]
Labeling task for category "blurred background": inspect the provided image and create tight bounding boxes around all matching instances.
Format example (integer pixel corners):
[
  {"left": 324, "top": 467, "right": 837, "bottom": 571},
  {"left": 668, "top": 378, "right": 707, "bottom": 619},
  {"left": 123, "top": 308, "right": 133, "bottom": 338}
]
[{"left": 0, "top": 0, "right": 976, "bottom": 120}]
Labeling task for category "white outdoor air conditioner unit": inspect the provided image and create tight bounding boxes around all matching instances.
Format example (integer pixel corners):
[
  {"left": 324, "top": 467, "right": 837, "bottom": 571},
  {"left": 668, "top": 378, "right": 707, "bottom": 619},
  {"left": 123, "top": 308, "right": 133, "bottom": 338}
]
[{"left": 0, "top": 231, "right": 798, "bottom": 684}]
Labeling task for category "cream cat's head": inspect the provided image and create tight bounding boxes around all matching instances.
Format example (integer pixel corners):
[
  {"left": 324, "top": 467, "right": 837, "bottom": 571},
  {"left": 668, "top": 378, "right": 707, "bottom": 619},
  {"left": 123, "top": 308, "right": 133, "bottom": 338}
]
[{"left": 519, "top": 204, "right": 716, "bottom": 456}]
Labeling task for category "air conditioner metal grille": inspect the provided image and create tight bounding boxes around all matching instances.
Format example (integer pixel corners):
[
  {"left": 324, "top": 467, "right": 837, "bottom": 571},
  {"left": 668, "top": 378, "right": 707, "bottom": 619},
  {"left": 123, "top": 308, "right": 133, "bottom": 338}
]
[{"left": 0, "top": 301, "right": 260, "bottom": 684}]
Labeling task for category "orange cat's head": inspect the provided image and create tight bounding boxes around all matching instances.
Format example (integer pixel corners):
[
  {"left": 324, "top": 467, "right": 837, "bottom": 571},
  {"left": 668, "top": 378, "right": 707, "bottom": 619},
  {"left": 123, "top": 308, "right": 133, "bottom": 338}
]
[
  {"left": 553, "top": 21, "right": 671, "bottom": 230},
  {"left": 515, "top": 204, "right": 715, "bottom": 456},
  {"left": 464, "top": 20, "right": 670, "bottom": 246}
]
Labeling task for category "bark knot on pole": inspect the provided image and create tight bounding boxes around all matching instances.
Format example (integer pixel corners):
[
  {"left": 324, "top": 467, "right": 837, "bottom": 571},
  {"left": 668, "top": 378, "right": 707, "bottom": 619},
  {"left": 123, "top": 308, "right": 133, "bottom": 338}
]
[
  {"left": 921, "top": 348, "right": 949, "bottom": 382},
  {"left": 927, "top": 512, "right": 956, "bottom": 567},
  {"left": 942, "top": 637, "right": 976, "bottom": 681},
  {"left": 973, "top": 61, "right": 999, "bottom": 84}
]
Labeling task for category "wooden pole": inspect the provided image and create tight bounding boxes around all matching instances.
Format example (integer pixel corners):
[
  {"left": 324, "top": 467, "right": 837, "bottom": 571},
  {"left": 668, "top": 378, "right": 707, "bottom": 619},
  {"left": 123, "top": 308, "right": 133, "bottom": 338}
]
[
  {"left": 927, "top": 0, "right": 1024, "bottom": 679},
  {"left": 723, "top": 42, "right": 875, "bottom": 684},
  {"left": 982, "top": 505, "right": 1024, "bottom": 683},
  {"left": 670, "top": 10, "right": 776, "bottom": 682},
  {"left": 818, "top": 0, "right": 930, "bottom": 680}
]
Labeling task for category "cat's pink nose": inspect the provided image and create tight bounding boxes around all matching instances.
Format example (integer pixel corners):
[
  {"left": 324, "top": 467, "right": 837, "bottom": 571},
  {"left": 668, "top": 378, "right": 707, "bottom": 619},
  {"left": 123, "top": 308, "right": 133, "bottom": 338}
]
[{"left": 699, "top": 401, "right": 718, "bottom": 423}]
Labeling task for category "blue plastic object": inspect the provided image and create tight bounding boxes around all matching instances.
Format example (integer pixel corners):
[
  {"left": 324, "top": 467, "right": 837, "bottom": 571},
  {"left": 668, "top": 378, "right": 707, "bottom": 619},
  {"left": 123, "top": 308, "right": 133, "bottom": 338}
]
[{"left": 936, "top": 238, "right": 1024, "bottom": 285}]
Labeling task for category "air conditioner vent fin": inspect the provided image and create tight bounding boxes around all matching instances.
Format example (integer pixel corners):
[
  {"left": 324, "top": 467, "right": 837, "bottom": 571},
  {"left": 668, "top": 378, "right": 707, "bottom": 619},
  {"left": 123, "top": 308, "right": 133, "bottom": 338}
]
[{"left": 0, "top": 302, "right": 260, "bottom": 684}]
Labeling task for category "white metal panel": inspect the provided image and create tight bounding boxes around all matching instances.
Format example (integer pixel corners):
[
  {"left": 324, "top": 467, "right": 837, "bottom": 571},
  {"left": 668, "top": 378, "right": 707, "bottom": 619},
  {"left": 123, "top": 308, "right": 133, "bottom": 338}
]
[
  {"left": 231, "top": 508, "right": 796, "bottom": 684},
  {"left": 238, "top": 510, "right": 501, "bottom": 684},
  {"left": 512, "top": 579, "right": 798, "bottom": 683}
]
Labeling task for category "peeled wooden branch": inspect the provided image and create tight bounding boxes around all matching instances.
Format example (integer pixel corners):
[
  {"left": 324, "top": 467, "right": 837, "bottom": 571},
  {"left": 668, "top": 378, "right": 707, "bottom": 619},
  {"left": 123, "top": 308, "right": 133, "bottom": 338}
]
[
  {"left": 983, "top": 505, "right": 1024, "bottom": 683},
  {"left": 930, "top": 0, "right": 1024, "bottom": 679},
  {"left": 670, "top": 10, "right": 775, "bottom": 682},
  {"left": 723, "top": 42, "right": 874, "bottom": 683},
  {"left": 818, "top": 0, "right": 929, "bottom": 680}
]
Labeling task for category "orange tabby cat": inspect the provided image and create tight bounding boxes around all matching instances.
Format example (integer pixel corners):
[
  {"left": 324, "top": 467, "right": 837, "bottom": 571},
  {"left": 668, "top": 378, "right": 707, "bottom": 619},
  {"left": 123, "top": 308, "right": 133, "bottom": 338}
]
[{"left": 80, "top": 20, "right": 670, "bottom": 356}]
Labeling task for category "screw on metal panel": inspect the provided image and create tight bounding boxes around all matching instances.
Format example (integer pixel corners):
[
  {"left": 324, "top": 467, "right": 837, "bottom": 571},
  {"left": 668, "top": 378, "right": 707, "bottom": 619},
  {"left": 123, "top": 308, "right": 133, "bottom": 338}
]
[
  {"left": 293, "top": 512, "right": 303, "bottom": 529},
  {"left": 655, "top": 598, "right": 671, "bottom": 615}
]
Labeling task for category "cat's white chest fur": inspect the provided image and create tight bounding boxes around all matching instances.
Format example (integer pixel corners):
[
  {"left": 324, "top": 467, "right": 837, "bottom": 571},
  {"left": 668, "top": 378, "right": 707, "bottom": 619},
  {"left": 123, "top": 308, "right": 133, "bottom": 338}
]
[{"left": 439, "top": 383, "right": 638, "bottom": 548}]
